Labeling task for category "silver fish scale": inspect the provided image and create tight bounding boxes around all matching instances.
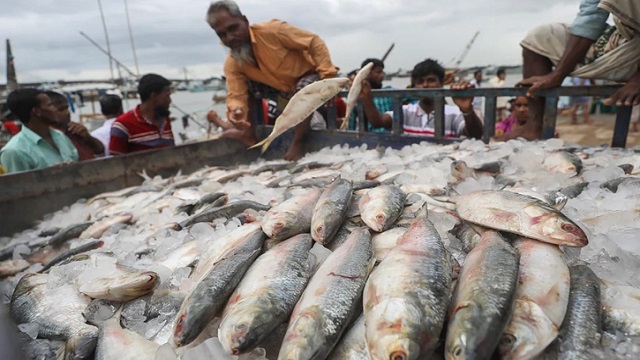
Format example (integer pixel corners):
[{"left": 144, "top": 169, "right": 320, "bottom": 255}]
[
  {"left": 312, "top": 178, "right": 353, "bottom": 243},
  {"left": 558, "top": 265, "right": 602, "bottom": 359},
  {"left": 319, "top": 244, "right": 372, "bottom": 341},
  {"left": 447, "top": 233, "right": 519, "bottom": 358},
  {"left": 11, "top": 274, "right": 97, "bottom": 340},
  {"left": 176, "top": 233, "right": 264, "bottom": 346}
]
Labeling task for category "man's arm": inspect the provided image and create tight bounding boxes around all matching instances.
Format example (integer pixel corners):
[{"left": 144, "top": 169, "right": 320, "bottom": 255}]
[
  {"left": 460, "top": 111, "right": 484, "bottom": 139},
  {"left": 224, "top": 56, "right": 250, "bottom": 120},
  {"left": 277, "top": 21, "right": 338, "bottom": 79},
  {"left": 359, "top": 81, "right": 392, "bottom": 129},
  {"left": 0, "top": 149, "right": 32, "bottom": 173},
  {"left": 108, "top": 121, "right": 129, "bottom": 155},
  {"left": 67, "top": 122, "right": 105, "bottom": 155},
  {"left": 518, "top": 0, "right": 609, "bottom": 95}
]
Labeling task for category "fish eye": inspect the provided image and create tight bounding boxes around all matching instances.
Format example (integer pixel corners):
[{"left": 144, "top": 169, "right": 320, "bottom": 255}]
[
  {"left": 452, "top": 345, "right": 463, "bottom": 358},
  {"left": 501, "top": 334, "right": 516, "bottom": 346},
  {"left": 561, "top": 223, "right": 576, "bottom": 232}
]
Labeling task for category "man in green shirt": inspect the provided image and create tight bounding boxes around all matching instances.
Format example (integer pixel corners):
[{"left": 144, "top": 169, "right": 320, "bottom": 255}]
[{"left": 0, "top": 89, "right": 78, "bottom": 174}]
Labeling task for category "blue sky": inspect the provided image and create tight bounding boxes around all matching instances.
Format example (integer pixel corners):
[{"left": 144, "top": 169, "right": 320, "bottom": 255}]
[{"left": 1, "top": 0, "right": 587, "bottom": 82}]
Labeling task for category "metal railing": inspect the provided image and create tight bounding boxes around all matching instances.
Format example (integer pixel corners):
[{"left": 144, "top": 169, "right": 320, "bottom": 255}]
[{"left": 255, "top": 85, "right": 633, "bottom": 148}]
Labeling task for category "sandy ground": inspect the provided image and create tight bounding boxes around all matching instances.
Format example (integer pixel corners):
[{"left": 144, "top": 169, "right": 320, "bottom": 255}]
[{"left": 555, "top": 111, "right": 640, "bottom": 148}]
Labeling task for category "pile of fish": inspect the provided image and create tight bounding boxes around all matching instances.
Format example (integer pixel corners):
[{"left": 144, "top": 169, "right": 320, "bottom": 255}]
[{"left": 1, "top": 138, "right": 640, "bottom": 360}]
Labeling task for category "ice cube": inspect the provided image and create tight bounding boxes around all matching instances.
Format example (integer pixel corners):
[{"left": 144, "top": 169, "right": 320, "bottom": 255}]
[
  {"left": 18, "top": 323, "right": 39, "bottom": 340},
  {"left": 309, "top": 243, "right": 332, "bottom": 268},
  {"left": 12, "top": 244, "right": 30, "bottom": 260}
]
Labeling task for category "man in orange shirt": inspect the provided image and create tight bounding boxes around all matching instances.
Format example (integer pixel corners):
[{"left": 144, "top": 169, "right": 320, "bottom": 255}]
[{"left": 206, "top": 0, "right": 339, "bottom": 161}]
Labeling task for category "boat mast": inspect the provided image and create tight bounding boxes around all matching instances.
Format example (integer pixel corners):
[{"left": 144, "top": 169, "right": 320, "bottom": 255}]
[
  {"left": 123, "top": 0, "right": 140, "bottom": 77},
  {"left": 97, "top": 0, "right": 115, "bottom": 83},
  {"left": 6, "top": 39, "right": 19, "bottom": 92}
]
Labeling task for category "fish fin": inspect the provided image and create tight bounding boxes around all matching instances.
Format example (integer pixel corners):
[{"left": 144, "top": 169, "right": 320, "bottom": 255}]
[
  {"left": 248, "top": 137, "right": 268, "bottom": 151},
  {"left": 64, "top": 335, "right": 98, "bottom": 360}
]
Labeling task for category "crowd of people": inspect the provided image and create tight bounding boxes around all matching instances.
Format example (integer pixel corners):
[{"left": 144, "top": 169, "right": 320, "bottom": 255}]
[{"left": 1, "top": 0, "right": 639, "bottom": 174}]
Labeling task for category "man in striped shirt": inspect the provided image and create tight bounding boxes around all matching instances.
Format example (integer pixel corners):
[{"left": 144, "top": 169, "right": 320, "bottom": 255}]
[
  {"left": 359, "top": 59, "right": 483, "bottom": 139},
  {"left": 109, "top": 74, "right": 175, "bottom": 155}
]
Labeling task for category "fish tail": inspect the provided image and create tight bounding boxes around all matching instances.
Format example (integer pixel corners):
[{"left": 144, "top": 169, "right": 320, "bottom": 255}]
[
  {"left": 259, "top": 137, "right": 275, "bottom": 154},
  {"left": 248, "top": 137, "right": 268, "bottom": 151}
]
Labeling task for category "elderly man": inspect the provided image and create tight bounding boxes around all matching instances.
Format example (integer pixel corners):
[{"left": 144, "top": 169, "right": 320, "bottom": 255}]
[
  {"left": 0, "top": 89, "right": 78, "bottom": 173},
  {"left": 206, "top": 0, "right": 339, "bottom": 161},
  {"left": 502, "top": 0, "right": 640, "bottom": 141},
  {"left": 357, "top": 59, "right": 484, "bottom": 139}
]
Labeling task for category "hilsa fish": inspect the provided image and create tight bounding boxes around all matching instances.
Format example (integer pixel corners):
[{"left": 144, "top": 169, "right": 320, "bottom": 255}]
[{"left": 250, "top": 77, "right": 351, "bottom": 153}]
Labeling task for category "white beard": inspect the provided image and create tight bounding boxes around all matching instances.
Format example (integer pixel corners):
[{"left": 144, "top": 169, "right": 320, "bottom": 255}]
[{"left": 230, "top": 44, "right": 255, "bottom": 66}]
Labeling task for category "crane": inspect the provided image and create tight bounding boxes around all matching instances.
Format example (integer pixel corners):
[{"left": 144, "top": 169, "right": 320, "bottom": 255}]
[{"left": 451, "top": 31, "right": 480, "bottom": 68}]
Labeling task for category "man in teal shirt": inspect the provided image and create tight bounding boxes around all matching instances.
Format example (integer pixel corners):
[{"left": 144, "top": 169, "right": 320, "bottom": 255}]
[
  {"left": 348, "top": 58, "right": 394, "bottom": 133},
  {"left": 0, "top": 89, "right": 78, "bottom": 174}
]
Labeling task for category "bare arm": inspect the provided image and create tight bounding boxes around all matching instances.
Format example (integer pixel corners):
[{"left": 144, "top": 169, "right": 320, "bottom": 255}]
[
  {"left": 359, "top": 81, "right": 392, "bottom": 130},
  {"left": 224, "top": 55, "right": 250, "bottom": 122}
]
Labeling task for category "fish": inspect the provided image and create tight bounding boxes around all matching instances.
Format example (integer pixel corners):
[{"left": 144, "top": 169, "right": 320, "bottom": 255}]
[
  {"left": 329, "top": 315, "right": 369, "bottom": 360},
  {"left": 601, "top": 177, "right": 640, "bottom": 193},
  {"left": 39, "top": 240, "right": 105, "bottom": 273},
  {"left": 172, "top": 225, "right": 265, "bottom": 348},
  {"left": 353, "top": 180, "right": 380, "bottom": 191},
  {"left": 450, "top": 160, "right": 503, "bottom": 183},
  {"left": 400, "top": 184, "right": 447, "bottom": 196},
  {"left": 364, "top": 216, "right": 452, "bottom": 360},
  {"left": 47, "top": 222, "right": 94, "bottom": 247},
  {"left": 10, "top": 273, "right": 98, "bottom": 360},
  {"left": 278, "top": 228, "right": 374, "bottom": 360},
  {"left": 39, "top": 227, "right": 62, "bottom": 237},
  {"left": 365, "top": 164, "right": 388, "bottom": 180},
  {"left": 455, "top": 190, "right": 588, "bottom": 247},
  {"left": 499, "top": 239, "right": 570, "bottom": 360},
  {"left": 0, "top": 259, "right": 30, "bottom": 278},
  {"left": 87, "top": 184, "right": 162, "bottom": 204},
  {"left": 157, "top": 240, "right": 201, "bottom": 272},
  {"left": 218, "top": 234, "right": 314, "bottom": 355},
  {"left": 556, "top": 265, "right": 602, "bottom": 359},
  {"left": 250, "top": 77, "right": 351, "bottom": 153},
  {"left": 341, "top": 62, "right": 374, "bottom": 130},
  {"left": 174, "top": 192, "right": 227, "bottom": 215},
  {"left": 557, "top": 182, "right": 590, "bottom": 199},
  {"left": 618, "top": 163, "right": 634, "bottom": 175},
  {"left": 358, "top": 185, "right": 406, "bottom": 232},
  {"left": 506, "top": 187, "right": 567, "bottom": 210},
  {"left": 251, "top": 161, "right": 296, "bottom": 175},
  {"left": 543, "top": 150, "right": 583, "bottom": 176},
  {"left": 371, "top": 226, "right": 408, "bottom": 262},
  {"left": 78, "top": 266, "right": 158, "bottom": 302},
  {"left": 445, "top": 231, "right": 519, "bottom": 360},
  {"left": 261, "top": 190, "right": 322, "bottom": 241},
  {"left": 178, "top": 200, "right": 271, "bottom": 228},
  {"left": 600, "top": 279, "right": 640, "bottom": 336},
  {"left": 79, "top": 214, "right": 133, "bottom": 239},
  {"left": 449, "top": 221, "right": 482, "bottom": 253},
  {"left": 95, "top": 310, "right": 160, "bottom": 360},
  {"left": 311, "top": 176, "right": 354, "bottom": 245}
]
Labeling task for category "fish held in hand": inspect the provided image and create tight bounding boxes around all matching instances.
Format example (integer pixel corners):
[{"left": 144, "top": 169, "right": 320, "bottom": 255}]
[{"left": 250, "top": 77, "right": 351, "bottom": 153}]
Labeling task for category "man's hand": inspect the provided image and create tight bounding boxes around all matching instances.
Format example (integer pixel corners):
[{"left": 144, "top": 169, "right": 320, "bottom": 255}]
[
  {"left": 517, "top": 72, "right": 564, "bottom": 97},
  {"left": 67, "top": 122, "right": 91, "bottom": 140},
  {"left": 451, "top": 80, "right": 475, "bottom": 112},
  {"left": 227, "top": 107, "right": 251, "bottom": 130},
  {"left": 603, "top": 78, "right": 640, "bottom": 107},
  {"left": 358, "top": 80, "right": 372, "bottom": 101}
]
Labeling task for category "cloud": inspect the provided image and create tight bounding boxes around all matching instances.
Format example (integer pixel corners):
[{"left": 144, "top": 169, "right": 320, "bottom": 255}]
[{"left": 0, "top": 0, "right": 584, "bottom": 82}]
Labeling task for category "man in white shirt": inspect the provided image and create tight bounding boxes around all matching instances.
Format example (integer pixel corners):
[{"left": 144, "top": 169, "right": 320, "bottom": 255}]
[
  {"left": 91, "top": 94, "right": 123, "bottom": 156},
  {"left": 358, "top": 59, "right": 483, "bottom": 139},
  {"left": 488, "top": 68, "right": 509, "bottom": 122}
]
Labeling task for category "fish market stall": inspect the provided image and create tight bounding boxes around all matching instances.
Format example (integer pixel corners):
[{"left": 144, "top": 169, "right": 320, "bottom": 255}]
[
  {"left": 1, "top": 81, "right": 640, "bottom": 359},
  {"left": 1, "top": 135, "right": 640, "bottom": 360}
]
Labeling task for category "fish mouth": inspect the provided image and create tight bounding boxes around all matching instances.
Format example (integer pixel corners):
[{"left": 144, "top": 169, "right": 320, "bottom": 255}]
[{"left": 389, "top": 350, "right": 407, "bottom": 360}]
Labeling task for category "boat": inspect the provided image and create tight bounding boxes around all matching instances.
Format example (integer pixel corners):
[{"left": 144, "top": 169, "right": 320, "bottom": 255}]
[{"left": 188, "top": 77, "right": 226, "bottom": 92}]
